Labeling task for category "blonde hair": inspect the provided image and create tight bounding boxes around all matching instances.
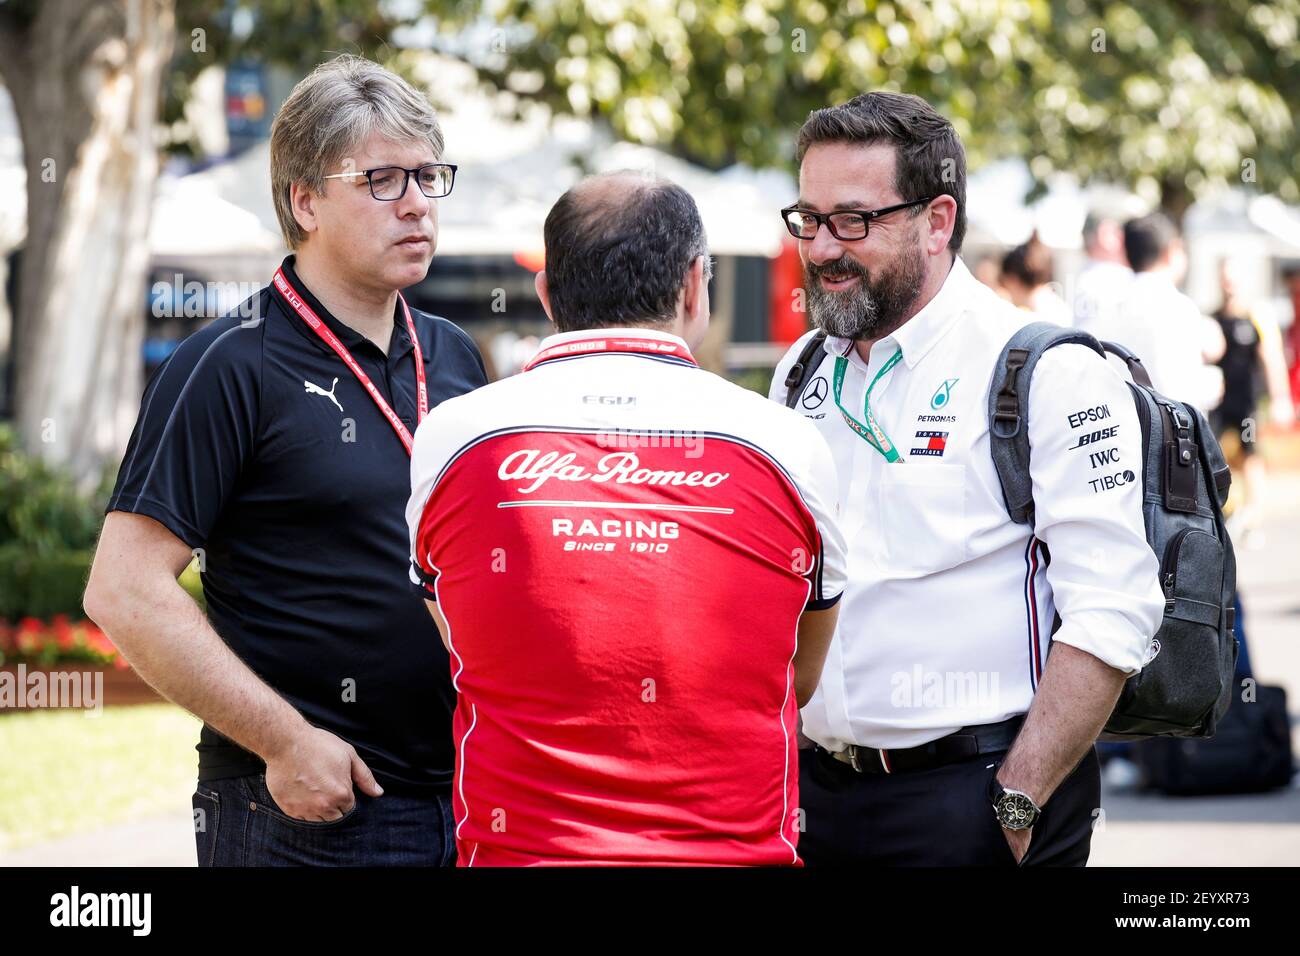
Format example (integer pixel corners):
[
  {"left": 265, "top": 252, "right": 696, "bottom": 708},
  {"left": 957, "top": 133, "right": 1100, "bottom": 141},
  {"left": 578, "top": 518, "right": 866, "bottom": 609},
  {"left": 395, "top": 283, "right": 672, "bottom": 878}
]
[{"left": 269, "top": 55, "right": 444, "bottom": 248}]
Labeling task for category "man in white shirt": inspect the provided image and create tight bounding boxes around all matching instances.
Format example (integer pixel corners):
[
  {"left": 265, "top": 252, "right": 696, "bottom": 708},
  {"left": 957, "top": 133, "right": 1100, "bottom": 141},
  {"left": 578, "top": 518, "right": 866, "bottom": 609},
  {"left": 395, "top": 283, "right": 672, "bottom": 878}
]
[
  {"left": 771, "top": 92, "right": 1165, "bottom": 866},
  {"left": 1090, "top": 213, "right": 1225, "bottom": 413},
  {"left": 1072, "top": 210, "right": 1133, "bottom": 333}
]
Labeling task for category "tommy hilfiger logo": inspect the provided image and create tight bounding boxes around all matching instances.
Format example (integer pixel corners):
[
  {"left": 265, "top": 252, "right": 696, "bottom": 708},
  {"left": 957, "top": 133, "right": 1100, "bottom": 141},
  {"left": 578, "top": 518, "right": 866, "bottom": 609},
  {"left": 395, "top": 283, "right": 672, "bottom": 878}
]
[
  {"left": 304, "top": 377, "right": 343, "bottom": 413},
  {"left": 911, "top": 430, "right": 948, "bottom": 457}
]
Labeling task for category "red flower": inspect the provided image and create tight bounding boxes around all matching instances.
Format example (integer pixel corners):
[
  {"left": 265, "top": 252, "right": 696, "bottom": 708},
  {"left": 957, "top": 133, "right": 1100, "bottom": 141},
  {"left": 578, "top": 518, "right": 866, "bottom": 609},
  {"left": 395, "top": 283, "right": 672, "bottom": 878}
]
[
  {"left": 1, "top": 615, "right": 127, "bottom": 668},
  {"left": 16, "top": 617, "right": 44, "bottom": 653},
  {"left": 52, "top": 614, "right": 76, "bottom": 651},
  {"left": 86, "top": 629, "right": 117, "bottom": 659}
]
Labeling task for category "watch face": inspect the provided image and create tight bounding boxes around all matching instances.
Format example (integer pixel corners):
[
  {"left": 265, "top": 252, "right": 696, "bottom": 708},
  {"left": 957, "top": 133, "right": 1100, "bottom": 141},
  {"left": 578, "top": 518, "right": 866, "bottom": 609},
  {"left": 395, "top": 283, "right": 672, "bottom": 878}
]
[{"left": 996, "top": 792, "right": 1038, "bottom": 830}]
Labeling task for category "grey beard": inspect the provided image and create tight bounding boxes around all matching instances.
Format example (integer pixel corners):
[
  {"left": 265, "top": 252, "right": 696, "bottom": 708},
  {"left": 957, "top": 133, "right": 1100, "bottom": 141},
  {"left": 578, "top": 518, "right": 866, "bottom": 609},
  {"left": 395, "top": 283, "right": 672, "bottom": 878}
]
[
  {"left": 808, "top": 281, "right": 882, "bottom": 340},
  {"left": 806, "top": 248, "right": 926, "bottom": 341}
]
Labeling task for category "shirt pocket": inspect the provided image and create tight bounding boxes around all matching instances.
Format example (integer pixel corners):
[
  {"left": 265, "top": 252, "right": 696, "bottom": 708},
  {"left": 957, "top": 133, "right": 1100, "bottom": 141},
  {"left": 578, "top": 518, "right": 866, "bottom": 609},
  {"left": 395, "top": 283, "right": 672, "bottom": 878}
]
[{"left": 877, "top": 462, "right": 969, "bottom": 576}]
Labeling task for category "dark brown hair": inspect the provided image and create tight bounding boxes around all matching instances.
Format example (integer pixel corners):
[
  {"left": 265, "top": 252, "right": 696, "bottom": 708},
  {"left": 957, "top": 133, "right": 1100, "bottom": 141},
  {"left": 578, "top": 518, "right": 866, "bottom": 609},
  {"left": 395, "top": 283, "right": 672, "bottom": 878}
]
[
  {"left": 795, "top": 91, "right": 966, "bottom": 252},
  {"left": 1001, "top": 232, "right": 1055, "bottom": 288},
  {"left": 543, "top": 172, "right": 710, "bottom": 333}
]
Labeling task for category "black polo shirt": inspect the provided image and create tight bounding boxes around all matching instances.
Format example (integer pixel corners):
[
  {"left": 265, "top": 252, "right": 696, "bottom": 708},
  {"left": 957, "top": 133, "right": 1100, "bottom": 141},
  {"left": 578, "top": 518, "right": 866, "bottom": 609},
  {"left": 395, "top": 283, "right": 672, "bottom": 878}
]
[{"left": 107, "top": 255, "right": 487, "bottom": 793}]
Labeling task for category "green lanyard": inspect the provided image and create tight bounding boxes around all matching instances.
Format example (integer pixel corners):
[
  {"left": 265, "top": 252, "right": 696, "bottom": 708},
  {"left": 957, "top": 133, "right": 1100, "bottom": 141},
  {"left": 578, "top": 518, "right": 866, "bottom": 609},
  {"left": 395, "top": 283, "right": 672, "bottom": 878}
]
[{"left": 832, "top": 347, "right": 904, "bottom": 462}]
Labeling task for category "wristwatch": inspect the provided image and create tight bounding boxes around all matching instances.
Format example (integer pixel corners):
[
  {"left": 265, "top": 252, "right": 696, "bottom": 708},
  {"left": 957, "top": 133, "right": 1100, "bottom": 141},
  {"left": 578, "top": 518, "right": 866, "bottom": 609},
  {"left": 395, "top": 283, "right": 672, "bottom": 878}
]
[{"left": 988, "top": 773, "right": 1042, "bottom": 831}]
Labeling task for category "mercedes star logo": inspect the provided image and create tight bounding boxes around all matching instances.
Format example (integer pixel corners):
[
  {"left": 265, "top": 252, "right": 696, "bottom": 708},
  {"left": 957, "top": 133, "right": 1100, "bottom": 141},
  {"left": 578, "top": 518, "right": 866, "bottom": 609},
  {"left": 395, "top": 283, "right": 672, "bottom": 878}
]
[{"left": 802, "top": 375, "right": 829, "bottom": 410}]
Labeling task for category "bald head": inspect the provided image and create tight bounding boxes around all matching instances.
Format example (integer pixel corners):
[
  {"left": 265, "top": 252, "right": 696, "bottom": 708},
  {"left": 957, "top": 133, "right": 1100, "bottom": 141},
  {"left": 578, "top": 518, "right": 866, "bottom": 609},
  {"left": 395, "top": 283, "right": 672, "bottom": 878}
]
[
  {"left": 540, "top": 170, "right": 711, "bottom": 333},
  {"left": 569, "top": 170, "right": 650, "bottom": 210}
]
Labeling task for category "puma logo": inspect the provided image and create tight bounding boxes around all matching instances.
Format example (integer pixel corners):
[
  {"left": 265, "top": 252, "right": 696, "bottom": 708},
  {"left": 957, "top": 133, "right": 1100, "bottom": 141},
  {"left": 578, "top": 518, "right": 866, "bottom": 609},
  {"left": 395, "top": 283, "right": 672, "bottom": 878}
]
[{"left": 304, "top": 377, "right": 343, "bottom": 413}]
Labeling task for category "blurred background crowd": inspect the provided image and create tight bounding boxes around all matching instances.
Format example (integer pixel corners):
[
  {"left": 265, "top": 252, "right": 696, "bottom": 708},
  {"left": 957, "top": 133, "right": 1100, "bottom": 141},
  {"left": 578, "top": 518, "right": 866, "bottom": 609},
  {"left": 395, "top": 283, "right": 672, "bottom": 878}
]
[{"left": 0, "top": 0, "right": 1297, "bottom": 865}]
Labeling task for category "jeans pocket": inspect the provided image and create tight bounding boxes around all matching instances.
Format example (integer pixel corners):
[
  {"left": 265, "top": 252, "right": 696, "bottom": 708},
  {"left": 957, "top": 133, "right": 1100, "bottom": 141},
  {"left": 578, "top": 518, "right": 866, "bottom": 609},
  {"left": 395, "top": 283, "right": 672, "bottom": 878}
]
[
  {"left": 246, "top": 773, "right": 359, "bottom": 829},
  {"left": 191, "top": 786, "right": 220, "bottom": 867},
  {"left": 437, "top": 793, "right": 458, "bottom": 867}
]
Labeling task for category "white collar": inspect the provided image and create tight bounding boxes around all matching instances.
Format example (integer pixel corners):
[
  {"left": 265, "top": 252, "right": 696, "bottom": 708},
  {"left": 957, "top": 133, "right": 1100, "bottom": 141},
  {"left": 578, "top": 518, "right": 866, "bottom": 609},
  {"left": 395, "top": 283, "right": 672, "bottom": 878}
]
[{"left": 822, "top": 256, "right": 976, "bottom": 370}]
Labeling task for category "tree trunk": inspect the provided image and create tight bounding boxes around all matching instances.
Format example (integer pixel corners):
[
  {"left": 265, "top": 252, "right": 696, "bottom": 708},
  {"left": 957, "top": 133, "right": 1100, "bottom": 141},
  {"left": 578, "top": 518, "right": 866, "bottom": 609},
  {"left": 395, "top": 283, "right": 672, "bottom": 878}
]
[
  {"left": 1158, "top": 175, "right": 1192, "bottom": 232},
  {"left": 0, "top": 0, "right": 175, "bottom": 489}
]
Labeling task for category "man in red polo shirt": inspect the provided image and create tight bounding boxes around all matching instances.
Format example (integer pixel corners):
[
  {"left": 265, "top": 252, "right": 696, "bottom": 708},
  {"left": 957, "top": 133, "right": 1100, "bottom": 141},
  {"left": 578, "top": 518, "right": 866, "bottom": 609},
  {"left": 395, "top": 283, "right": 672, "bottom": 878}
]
[{"left": 406, "top": 172, "right": 846, "bottom": 865}]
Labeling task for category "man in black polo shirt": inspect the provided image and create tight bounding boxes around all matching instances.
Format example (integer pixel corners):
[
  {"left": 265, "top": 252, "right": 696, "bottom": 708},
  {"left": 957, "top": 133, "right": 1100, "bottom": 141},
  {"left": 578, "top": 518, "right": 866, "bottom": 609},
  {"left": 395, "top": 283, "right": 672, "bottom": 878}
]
[{"left": 83, "top": 55, "right": 486, "bottom": 866}]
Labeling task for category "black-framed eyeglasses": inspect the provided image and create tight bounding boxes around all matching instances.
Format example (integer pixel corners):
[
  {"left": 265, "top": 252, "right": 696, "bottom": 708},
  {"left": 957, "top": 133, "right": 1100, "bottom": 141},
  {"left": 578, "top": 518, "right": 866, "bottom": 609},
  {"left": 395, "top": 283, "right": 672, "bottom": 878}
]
[
  {"left": 780, "top": 196, "right": 934, "bottom": 241},
  {"left": 322, "top": 163, "right": 458, "bottom": 201}
]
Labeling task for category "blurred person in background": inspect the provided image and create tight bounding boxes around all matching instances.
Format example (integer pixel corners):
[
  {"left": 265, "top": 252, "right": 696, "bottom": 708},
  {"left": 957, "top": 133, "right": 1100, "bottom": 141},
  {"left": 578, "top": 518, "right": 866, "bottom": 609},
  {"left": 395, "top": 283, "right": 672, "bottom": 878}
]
[
  {"left": 1087, "top": 213, "right": 1225, "bottom": 413},
  {"left": 1072, "top": 210, "right": 1133, "bottom": 334},
  {"left": 1212, "top": 256, "right": 1296, "bottom": 540},
  {"left": 999, "top": 232, "right": 1070, "bottom": 323},
  {"left": 1282, "top": 265, "right": 1300, "bottom": 408},
  {"left": 972, "top": 256, "right": 1011, "bottom": 301}
]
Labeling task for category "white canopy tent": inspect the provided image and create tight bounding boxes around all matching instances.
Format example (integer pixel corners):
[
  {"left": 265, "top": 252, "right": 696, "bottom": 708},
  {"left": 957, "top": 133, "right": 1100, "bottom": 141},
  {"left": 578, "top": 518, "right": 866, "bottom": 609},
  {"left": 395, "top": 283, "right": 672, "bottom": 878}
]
[{"left": 148, "top": 173, "right": 281, "bottom": 258}]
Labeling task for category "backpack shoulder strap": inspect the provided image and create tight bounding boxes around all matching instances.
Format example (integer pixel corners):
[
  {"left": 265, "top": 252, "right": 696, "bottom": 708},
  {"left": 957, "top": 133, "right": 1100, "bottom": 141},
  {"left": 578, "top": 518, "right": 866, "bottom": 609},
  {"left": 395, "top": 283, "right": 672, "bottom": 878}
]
[
  {"left": 988, "top": 322, "right": 1106, "bottom": 525},
  {"left": 1095, "top": 337, "right": 1155, "bottom": 389},
  {"left": 782, "top": 330, "right": 829, "bottom": 409}
]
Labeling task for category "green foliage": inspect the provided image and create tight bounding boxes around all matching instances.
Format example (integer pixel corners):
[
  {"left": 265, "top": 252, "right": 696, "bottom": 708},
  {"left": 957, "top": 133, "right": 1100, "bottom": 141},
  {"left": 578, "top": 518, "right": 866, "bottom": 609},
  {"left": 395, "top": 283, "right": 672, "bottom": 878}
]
[
  {"left": 469, "top": 0, "right": 1299, "bottom": 211},
  {"left": 0, "top": 547, "right": 93, "bottom": 621},
  {"left": 0, "top": 425, "right": 107, "bottom": 555},
  {"left": 0, "top": 424, "right": 205, "bottom": 618},
  {"left": 164, "top": 0, "right": 450, "bottom": 147},
  {"left": 1025, "top": 0, "right": 1300, "bottom": 213},
  {"left": 162, "top": 1, "right": 1299, "bottom": 211},
  {"left": 0, "top": 424, "right": 109, "bottom": 620}
]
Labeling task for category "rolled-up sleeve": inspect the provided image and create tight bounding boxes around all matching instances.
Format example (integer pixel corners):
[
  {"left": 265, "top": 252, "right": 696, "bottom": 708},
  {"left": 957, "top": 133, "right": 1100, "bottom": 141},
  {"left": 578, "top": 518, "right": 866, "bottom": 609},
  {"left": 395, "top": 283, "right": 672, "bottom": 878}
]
[{"left": 1026, "top": 344, "right": 1165, "bottom": 675}]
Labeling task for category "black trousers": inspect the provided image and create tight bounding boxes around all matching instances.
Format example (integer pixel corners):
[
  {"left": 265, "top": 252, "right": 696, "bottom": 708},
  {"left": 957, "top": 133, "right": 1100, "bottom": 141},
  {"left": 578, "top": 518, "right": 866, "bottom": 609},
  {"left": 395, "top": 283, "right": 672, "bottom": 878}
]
[{"left": 797, "top": 744, "right": 1101, "bottom": 866}]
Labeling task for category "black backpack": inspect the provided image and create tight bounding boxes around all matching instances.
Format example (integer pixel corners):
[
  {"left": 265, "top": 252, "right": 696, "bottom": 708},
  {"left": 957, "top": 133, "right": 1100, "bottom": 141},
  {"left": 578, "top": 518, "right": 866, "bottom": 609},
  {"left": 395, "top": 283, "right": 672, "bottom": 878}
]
[
  {"left": 781, "top": 324, "right": 1239, "bottom": 741},
  {"left": 990, "top": 323, "right": 1237, "bottom": 740}
]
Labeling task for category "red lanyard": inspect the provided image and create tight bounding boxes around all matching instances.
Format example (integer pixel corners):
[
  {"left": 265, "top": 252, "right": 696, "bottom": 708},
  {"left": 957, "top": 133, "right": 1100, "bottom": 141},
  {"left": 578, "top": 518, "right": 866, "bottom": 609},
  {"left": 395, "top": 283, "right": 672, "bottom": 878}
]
[
  {"left": 273, "top": 268, "right": 428, "bottom": 456},
  {"left": 523, "top": 335, "right": 697, "bottom": 371}
]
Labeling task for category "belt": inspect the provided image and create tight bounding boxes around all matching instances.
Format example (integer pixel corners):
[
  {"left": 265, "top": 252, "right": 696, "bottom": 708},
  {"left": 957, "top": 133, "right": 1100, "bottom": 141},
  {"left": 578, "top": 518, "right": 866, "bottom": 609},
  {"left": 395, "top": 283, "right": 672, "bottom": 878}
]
[{"left": 816, "top": 716, "right": 1025, "bottom": 775}]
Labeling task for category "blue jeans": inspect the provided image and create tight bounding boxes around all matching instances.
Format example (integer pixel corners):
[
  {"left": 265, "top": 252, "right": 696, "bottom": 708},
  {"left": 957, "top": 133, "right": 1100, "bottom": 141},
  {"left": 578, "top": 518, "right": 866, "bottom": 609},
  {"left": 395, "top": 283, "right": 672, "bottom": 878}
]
[{"left": 192, "top": 773, "right": 456, "bottom": 866}]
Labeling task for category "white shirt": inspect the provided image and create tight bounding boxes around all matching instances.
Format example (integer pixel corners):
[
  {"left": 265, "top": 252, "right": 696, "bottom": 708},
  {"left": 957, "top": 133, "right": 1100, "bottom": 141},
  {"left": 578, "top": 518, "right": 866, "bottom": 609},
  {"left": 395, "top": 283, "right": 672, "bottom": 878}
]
[
  {"left": 1087, "top": 270, "right": 1224, "bottom": 413},
  {"left": 770, "top": 257, "right": 1164, "bottom": 751},
  {"left": 1028, "top": 285, "right": 1072, "bottom": 325},
  {"left": 1072, "top": 259, "right": 1133, "bottom": 333}
]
